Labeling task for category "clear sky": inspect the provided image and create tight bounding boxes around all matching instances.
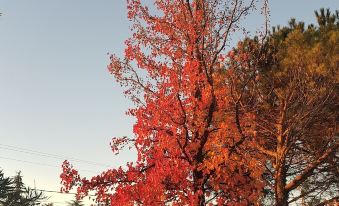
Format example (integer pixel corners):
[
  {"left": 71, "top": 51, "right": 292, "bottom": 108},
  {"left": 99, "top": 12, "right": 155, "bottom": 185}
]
[{"left": 0, "top": 0, "right": 338, "bottom": 205}]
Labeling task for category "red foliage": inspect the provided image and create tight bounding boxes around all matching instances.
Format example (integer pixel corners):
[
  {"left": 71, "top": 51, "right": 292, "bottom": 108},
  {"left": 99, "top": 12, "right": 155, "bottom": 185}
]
[{"left": 61, "top": 0, "right": 265, "bottom": 205}]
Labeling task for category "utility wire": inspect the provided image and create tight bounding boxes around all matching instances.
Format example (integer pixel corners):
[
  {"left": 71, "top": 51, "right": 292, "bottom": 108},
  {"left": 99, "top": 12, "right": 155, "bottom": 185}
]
[
  {"left": 0, "top": 143, "right": 112, "bottom": 168},
  {"left": 34, "top": 189, "right": 98, "bottom": 205},
  {"left": 0, "top": 157, "right": 101, "bottom": 202},
  {"left": 0, "top": 146, "right": 110, "bottom": 169},
  {"left": 0, "top": 145, "right": 112, "bottom": 204},
  {"left": 34, "top": 189, "right": 96, "bottom": 197},
  {"left": 0, "top": 156, "right": 98, "bottom": 173}
]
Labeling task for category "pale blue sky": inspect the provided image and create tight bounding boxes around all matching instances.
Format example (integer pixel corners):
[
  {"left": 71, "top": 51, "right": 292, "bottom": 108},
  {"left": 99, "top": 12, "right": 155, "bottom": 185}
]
[{"left": 0, "top": 0, "right": 337, "bottom": 205}]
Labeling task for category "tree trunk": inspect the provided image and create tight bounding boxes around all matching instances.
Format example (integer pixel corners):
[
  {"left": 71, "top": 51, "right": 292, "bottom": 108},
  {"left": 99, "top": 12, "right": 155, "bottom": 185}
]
[
  {"left": 193, "top": 169, "right": 206, "bottom": 206},
  {"left": 275, "top": 173, "right": 288, "bottom": 206},
  {"left": 275, "top": 104, "right": 289, "bottom": 206}
]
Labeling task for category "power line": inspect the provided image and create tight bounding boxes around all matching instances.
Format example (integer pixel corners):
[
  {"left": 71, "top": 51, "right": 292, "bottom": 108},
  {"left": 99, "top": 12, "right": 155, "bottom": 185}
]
[
  {"left": 0, "top": 156, "right": 98, "bottom": 173},
  {"left": 0, "top": 143, "right": 111, "bottom": 167},
  {"left": 35, "top": 189, "right": 96, "bottom": 197},
  {"left": 34, "top": 189, "right": 98, "bottom": 205},
  {"left": 36, "top": 198, "right": 97, "bottom": 205},
  {"left": 0, "top": 157, "right": 101, "bottom": 203},
  {"left": 0, "top": 144, "right": 117, "bottom": 204},
  {"left": 0, "top": 155, "right": 101, "bottom": 203},
  {"left": 0, "top": 143, "right": 112, "bottom": 168},
  {"left": 36, "top": 189, "right": 77, "bottom": 195}
]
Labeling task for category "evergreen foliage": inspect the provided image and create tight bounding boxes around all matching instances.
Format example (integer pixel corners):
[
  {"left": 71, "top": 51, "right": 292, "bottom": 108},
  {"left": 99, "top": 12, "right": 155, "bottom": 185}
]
[{"left": 0, "top": 170, "right": 46, "bottom": 206}]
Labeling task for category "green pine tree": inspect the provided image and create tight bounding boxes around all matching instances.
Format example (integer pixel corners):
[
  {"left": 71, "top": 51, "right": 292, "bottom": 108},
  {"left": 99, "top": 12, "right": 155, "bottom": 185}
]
[
  {"left": 0, "top": 171, "right": 46, "bottom": 206},
  {"left": 0, "top": 170, "right": 14, "bottom": 205},
  {"left": 66, "top": 199, "right": 84, "bottom": 206}
]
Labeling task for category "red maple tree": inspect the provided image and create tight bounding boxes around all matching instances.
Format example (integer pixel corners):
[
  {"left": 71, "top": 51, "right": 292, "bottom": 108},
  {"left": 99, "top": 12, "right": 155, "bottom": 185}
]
[{"left": 61, "top": 0, "right": 267, "bottom": 205}]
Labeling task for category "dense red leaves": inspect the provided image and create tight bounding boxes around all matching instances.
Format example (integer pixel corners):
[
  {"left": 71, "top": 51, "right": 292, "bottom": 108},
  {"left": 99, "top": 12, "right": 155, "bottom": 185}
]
[{"left": 61, "top": 0, "right": 265, "bottom": 205}]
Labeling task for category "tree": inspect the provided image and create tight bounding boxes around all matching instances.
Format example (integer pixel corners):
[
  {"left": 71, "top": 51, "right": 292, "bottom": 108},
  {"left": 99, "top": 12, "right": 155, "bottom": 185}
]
[
  {"left": 0, "top": 170, "right": 14, "bottom": 205},
  {"left": 61, "top": 0, "right": 268, "bottom": 205},
  {"left": 0, "top": 171, "right": 46, "bottom": 206},
  {"left": 227, "top": 9, "right": 338, "bottom": 206},
  {"left": 66, "top": 199, "right": 84, "bottom": 206}
]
